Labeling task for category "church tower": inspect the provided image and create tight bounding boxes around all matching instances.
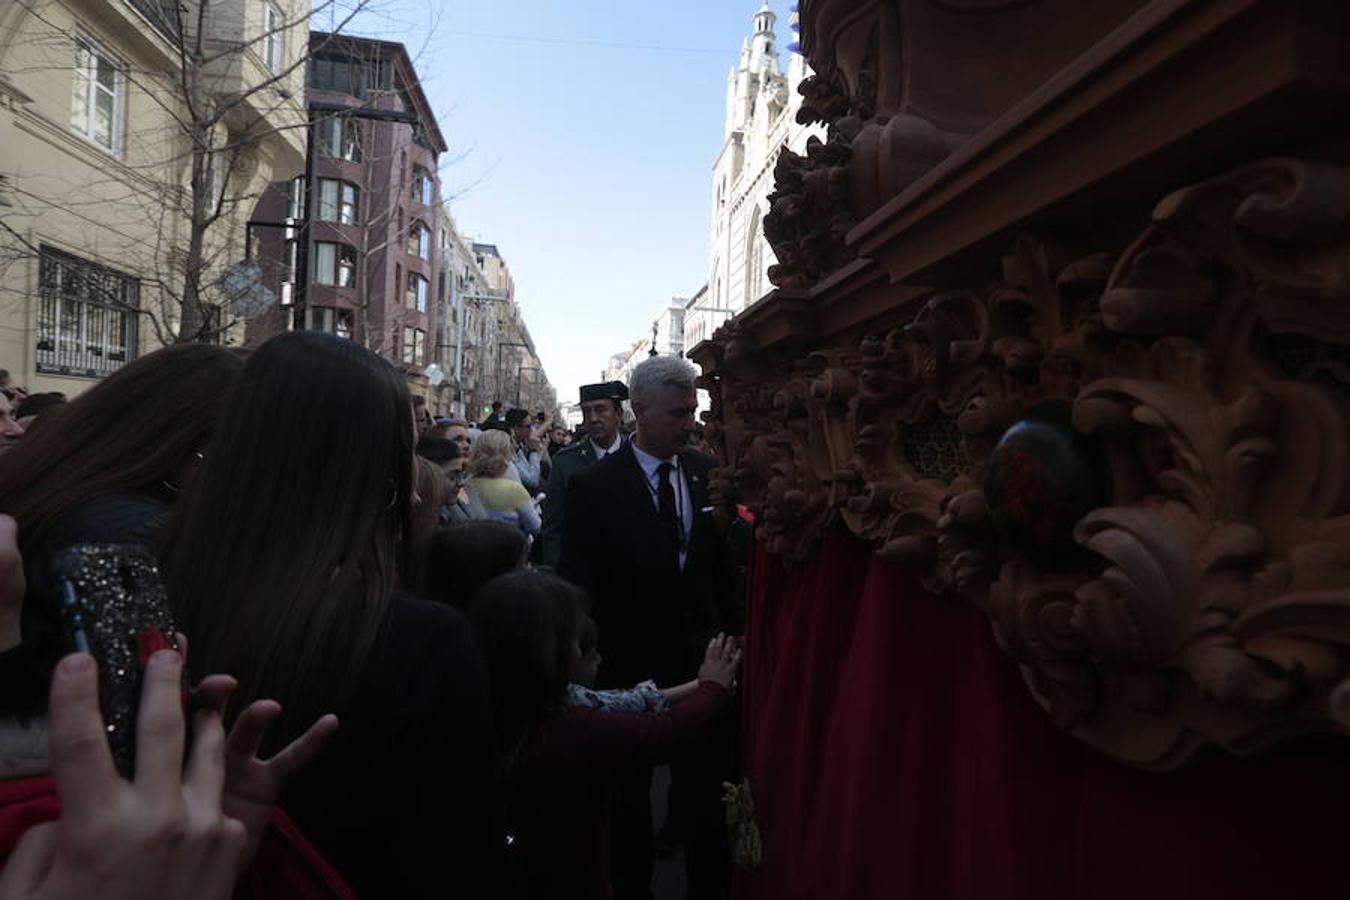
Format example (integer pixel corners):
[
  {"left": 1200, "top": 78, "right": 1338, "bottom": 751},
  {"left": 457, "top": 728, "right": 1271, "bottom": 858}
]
[
  {"left": 692, "top": 4, "right": 822, "bottom": 354},
  {"left": 749, "top": 3, "right": 777, "bottom": 73}
]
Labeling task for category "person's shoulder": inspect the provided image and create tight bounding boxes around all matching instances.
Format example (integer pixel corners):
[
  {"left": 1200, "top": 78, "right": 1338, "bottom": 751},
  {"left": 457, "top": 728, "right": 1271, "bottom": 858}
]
[
  {"left": 389, "top": 592, "right": 471, "bottom": 639},
  {"left": 384, "top": 594, "right": 480, "bottom": 676},
  {"left": 573, "top": 444, "right": 630, "bottom": 488},
  {"left": 553, "top": 441, "right": 586, "bottom": 460},
  {"left": 47, "top": 491, "right": 170, "bottom": 550},
  {"left": 678, "top": 448, "right": 718, "bottom": 474}
]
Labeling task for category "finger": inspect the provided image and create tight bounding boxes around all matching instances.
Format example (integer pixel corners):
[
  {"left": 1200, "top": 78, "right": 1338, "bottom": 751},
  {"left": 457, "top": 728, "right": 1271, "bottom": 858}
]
[
  {"left": 0, "top": 514, "right": 18, "bottom": 550},
  {"left": 185, "top": 705, "right": 228, "bottom": 809},
  {"left": 176, "top": 631, "right": 189, "bottom": 667},
  {"left": 267, "top": 714, "right": 340, "bottom": 779},
  {"left": 0, "top": 821, "right": 58, "bottom": 895},
  {"left": 46, "top": 653, "right": 119, "bottom": 817},
  {"left": 192, "top": 675, "right": 238, "bottom": 716},
  {"left": 134, "top": 649, "right": 187, "bottom": 801},
  {"left": 1332, "top": 680, "right": 1350, "bottom": 731},
  {"left": 226, "top": 700, "right": 282, "bottom": 760}
]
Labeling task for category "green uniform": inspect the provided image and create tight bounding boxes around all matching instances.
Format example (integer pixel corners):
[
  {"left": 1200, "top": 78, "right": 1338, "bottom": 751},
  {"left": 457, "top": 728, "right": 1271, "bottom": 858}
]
[{"left": 540, "top": 439, "right": 607, "bottom": 569}]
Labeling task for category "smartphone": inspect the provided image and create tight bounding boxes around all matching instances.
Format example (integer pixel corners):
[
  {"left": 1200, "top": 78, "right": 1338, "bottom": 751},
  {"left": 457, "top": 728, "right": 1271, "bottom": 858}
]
[{"left": 53, "top": 543, "right": 182, "bottom": 777}]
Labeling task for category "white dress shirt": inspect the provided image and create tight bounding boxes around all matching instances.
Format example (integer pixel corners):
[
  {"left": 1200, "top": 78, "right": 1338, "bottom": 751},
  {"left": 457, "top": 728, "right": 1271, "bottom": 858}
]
[
  {"left": 631, "top": 442, "right": 693, "bottom": 570},
  {"left": 589, "top": 433, "right": 623, "bottom": 459}
]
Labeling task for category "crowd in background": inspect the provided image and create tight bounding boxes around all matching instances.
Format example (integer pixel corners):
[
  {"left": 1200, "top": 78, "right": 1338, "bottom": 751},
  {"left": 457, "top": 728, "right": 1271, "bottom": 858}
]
[{"left": 0, "top": 335, "right": 744, "bottom": 900}]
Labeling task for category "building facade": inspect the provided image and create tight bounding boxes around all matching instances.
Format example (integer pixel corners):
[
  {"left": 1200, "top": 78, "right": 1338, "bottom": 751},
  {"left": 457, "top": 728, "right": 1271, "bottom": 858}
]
[
  {"left": 247, "top": 32, "right": 447, "bottom": 403},
  {"left": 0, "top": 0, "right": 306, "bottom": 393},
  {"left": 684, "top": 2, "right": 822, "bottom": 352}
]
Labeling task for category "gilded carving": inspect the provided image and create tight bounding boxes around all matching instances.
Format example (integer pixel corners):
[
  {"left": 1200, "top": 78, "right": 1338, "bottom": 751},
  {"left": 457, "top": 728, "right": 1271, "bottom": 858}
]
[{"left": 700, "top": 157, "right": 1350, "bottom": 768}]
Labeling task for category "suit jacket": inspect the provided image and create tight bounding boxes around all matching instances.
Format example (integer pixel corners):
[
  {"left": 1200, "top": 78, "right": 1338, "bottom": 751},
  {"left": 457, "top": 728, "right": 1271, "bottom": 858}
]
[
  {"left": 559, "top": 442, "right": 733, "bottom": 688},
  {"left": 539, "top": 439, "right": 602, "bottom": 570}
]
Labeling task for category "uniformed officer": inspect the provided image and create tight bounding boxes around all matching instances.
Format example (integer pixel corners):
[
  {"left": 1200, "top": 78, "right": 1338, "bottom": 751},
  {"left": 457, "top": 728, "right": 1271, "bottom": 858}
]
[{"left": 538, "top": 380, "right": 627, "bottom": 569}]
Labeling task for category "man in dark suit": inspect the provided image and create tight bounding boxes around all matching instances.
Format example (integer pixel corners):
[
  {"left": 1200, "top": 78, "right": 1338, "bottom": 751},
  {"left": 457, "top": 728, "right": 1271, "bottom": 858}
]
[
  {"left": 560, "top": 356, "right": 737, "bottom": 900},
  {"left": 539, "top": 380, "right": 628, "bottom": 569}
]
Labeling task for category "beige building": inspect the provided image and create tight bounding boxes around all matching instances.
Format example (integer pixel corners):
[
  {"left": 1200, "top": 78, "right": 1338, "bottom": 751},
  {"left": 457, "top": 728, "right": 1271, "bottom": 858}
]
[
  {"left": 0, "top": 0, "right": 307, "bottom": 394},
  {"left": 685, "top": 3, "right": 822, "bottom": 351}
]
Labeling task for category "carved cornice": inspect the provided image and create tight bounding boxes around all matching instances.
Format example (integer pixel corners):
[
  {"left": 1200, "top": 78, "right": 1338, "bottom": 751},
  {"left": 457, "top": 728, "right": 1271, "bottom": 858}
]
[
  {"left": 697, "top": 157, "right": 1350, "bottom": 768},
  {"left": 762, "top": 0, "right": 1350, "bottom": 301}
]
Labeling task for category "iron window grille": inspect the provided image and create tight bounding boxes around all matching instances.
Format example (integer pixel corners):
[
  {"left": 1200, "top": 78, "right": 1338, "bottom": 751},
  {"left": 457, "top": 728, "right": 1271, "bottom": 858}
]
[{"left": 37, "top": 247, "right": 140, "bottom": 378}]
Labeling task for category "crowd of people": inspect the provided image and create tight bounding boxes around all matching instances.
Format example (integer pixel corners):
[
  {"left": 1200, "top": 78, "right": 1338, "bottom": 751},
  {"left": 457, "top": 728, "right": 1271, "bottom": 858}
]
[{"left": 0, "top": 335, "right": 746, "bottom": 900}]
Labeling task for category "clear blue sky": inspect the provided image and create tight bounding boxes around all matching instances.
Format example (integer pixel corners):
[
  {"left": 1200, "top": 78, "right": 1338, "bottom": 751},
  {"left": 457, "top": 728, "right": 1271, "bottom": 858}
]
[{"left": 351, "top": 0, "right": 797, "bottom": 406}]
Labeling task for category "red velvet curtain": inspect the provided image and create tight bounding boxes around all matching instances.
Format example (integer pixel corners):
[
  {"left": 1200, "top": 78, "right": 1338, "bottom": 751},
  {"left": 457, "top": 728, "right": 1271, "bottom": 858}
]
[{"left": 736, "top": 530, "right": 1350, "bottom": 899}]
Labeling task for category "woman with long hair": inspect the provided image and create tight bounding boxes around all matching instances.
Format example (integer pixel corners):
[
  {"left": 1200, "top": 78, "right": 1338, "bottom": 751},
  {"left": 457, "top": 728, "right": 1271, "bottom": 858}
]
[
  {"left": 467, "top": 428, "right": 541, "bottom": 536},
  {"left": 0, "top": 343, "right": 244, "bottom": 720},
  {"left": 161, "top": 331, "right": 508, "bottom": 898},
  {"left": 0, "top": 344, "right": 242, "bottom": 563}
]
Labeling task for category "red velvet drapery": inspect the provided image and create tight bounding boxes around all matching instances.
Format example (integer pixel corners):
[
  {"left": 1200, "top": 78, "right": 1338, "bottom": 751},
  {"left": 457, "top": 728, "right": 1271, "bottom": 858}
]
[{"left": 735, "top": 530, "right": 1350, "bottom": 900}]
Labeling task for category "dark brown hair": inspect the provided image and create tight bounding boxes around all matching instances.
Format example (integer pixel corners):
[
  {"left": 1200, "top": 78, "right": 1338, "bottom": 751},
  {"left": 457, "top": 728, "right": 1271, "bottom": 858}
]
[
  {"left": 470, "top": 569, "right": 584, "bottom": 751},
  {"left": 0, "top": 344, "right": 244, "bottom": 562},
  {"left": 422, "top": 520, "right": 527, "bottom": 611},
  {"left": 162, "top": 332, "right": 414, "bottom": 747}
]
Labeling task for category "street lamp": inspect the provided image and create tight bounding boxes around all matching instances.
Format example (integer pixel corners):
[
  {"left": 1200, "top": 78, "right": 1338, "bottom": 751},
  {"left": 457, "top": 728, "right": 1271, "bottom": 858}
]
[{"left": 496, "top": 340, "right": 531, "bottom": 409}]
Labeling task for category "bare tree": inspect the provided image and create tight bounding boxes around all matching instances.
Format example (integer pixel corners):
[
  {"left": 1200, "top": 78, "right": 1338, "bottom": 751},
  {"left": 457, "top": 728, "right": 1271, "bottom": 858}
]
[{"left": 0, "top": 0, "right": 440, "bottom": 350}]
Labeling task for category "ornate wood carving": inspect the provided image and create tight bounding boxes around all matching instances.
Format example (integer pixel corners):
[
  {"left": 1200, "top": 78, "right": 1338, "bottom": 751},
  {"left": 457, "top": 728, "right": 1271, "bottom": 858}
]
[
  {"left": 764, "top": 0, "right": 1156, "bottom": 290},
  {"left": 700, "top": 156, "right": 1350, "bottom": 768}
]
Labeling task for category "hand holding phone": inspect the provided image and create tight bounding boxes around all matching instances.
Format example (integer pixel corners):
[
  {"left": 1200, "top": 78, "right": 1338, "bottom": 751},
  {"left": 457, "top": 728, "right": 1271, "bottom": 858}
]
[
  {"left": 0, "top": 651, "right": 245, "bottom": 900},
  {"left": 53, "top": 544, "right": 182, "bottom": 777}
]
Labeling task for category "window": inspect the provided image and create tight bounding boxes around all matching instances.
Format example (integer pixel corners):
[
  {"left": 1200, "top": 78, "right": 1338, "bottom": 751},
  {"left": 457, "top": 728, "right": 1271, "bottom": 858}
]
[
  {"left": 745, "top": 208, "right": 765, "bottom": 306},
  {"left": 315, "top": 116, "right": 360, "bottom": 161},
  {"left": 317, "top": 179, "right": 358, "bottom": 225},
  {"left": 309, "top": 57, "right": 358, "bottom": 95},
  {"left": 309, "top": 56, "right": 391, "bottom": 96},
  {"left": 286, "top": 177, "right": 304, "bottom": 220},
  {"left": 335, "top": 310, "right": 353, "bottom": 339},
  {"left": 262, "top": 2, "right": 283, "bottom": 74},
  {"left": 37, "top": 246, "right": 139, "bottom": 377},
  {"left": 283, "top": 238, "right": 298, "bottom": 280},
  {"left": 410, "top": 168, "right": 433, "bottom": 205},
  {"left": 408, "top": 221, "right": 430, "bottom": 260},
  {"left": 406, "top": 273, "right": 428, "bottom": 312},
  {"left": 313, "top": 242, "right": 356, "bottom": 287},
  {"left": 71, "top": 36, "right": 124, "bottom": 154},
  {"left": 402, "top": 327, "right": 425, "bottom": 365}
]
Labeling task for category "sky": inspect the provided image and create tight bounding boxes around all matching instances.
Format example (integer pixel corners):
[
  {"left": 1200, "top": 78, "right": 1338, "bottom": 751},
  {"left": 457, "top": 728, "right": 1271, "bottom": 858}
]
[{"left": 342, "top": 0, "right": 798, "bottom": 406}]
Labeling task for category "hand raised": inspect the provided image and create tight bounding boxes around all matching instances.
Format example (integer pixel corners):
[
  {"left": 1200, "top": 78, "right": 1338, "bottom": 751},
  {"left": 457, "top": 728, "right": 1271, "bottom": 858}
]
[
  {"left": 192, "top": 678, "right": 339, "bottom": 872},
  {"left": 697, "top": 633, "right": 742, "bottom": 690},
  {"left": 0, "top": 651, "right": 245, "bottom": 900}
]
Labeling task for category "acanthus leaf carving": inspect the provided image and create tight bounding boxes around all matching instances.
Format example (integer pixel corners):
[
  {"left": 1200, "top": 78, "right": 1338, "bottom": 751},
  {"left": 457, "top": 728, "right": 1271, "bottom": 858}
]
[{"left": 698, "top": 157, "right": 1350, "bottom": 768}]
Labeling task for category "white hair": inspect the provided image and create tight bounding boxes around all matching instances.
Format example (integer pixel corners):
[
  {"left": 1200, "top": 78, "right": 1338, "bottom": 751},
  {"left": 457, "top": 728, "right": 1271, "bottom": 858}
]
[{"left": 629, "top": 355, "right": 697, "bottom": 404}]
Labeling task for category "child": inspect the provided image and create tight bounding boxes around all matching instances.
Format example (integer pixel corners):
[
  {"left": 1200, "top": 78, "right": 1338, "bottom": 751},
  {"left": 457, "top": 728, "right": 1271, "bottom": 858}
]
[
  {"left": 470, "top": 570, "right": 740, "bottom": 900},
  {"left": 565, "top": 615, "right": 699, "bottom": 713}
]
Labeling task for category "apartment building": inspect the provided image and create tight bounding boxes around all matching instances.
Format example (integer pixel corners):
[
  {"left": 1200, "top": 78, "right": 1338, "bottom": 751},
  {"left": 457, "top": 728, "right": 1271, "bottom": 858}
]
[
  {"left": 247, "top": 31, "right": 447, "bottom": 402},
  {"left": 0, "top": 0, "right": 307, "bottom": 392}
]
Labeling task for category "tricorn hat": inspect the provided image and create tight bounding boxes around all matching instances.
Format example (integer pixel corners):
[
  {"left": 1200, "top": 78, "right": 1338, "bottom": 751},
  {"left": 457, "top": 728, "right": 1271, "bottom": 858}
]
[{"left": 579, "top": 381, "right": 628, "bottom": 404}]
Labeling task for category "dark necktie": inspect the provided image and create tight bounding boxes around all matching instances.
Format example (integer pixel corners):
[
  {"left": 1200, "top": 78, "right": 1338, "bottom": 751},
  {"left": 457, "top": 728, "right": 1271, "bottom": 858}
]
[
  {"left": 657, "top": 462, "right": 681, "bottom": 567},
  {"left": 656, "top": 462, "right": 678, "bottom": 523}
]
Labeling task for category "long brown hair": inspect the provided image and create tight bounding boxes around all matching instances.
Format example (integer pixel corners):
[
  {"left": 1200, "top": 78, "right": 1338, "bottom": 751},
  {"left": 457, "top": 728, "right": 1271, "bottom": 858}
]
[
  {"left": 162, "top": 332, "right": 414, "bottom": 747},
  {"left": 0, "top": 343, "right": 244, "bottom": 561}
]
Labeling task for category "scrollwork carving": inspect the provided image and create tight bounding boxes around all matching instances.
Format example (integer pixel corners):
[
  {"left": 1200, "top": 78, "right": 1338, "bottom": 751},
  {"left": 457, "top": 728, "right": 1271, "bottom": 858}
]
[{"left": 699, "top": 156, "right": 1350, "bottom": 768}]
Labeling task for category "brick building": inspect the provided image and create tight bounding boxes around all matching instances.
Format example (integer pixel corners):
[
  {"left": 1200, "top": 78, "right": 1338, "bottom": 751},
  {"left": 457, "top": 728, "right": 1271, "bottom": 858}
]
[{"left": 248, "top": 32, "right": 446, "bottom": 401}]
